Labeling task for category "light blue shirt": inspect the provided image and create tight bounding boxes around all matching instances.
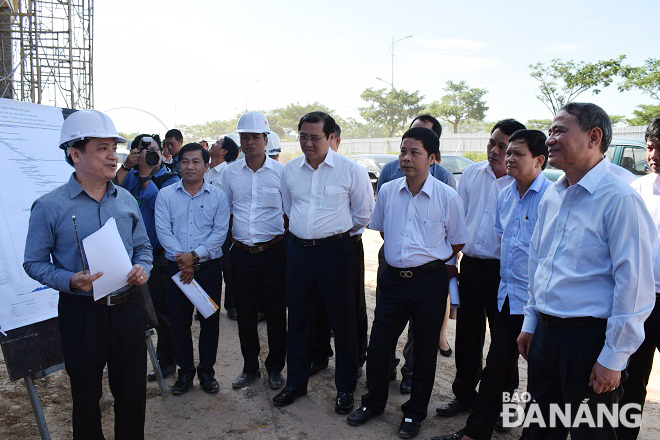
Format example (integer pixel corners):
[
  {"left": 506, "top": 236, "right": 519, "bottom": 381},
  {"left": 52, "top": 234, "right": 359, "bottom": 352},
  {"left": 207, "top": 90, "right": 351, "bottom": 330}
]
[
  {"left": 155, "top": 180, "right": 230, "bottom": 262},
  {"left": 377, "top": 160, "right": 456, "bottom": 193},
  {"left": 495, "top": 172, "right": 551, "bottom": 314},
  {"left": 24, "top": 173, "right": 153, "bottom": 296},
  {"left": 370, "top": 175, "right": 469, "bottom": 268},
  {"left": 522, "top": 159, "right": 657, "bottom": 371}
]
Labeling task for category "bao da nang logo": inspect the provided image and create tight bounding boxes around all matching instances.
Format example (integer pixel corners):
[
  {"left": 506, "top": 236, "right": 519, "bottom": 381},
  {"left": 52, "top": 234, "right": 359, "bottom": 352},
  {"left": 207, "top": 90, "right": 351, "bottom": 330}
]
[{"left": 500, "top": 391, "right": 642, "bottom": 429}]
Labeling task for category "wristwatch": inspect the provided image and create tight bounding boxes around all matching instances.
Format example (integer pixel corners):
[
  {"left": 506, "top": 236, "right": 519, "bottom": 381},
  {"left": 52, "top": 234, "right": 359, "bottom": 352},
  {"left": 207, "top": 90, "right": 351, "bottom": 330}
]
[
  {"left": 139, "top": 175, "right": 151, "bottom": 185},
  {"left": 191, "top": 251, "right": 200, "bottom": 270}
]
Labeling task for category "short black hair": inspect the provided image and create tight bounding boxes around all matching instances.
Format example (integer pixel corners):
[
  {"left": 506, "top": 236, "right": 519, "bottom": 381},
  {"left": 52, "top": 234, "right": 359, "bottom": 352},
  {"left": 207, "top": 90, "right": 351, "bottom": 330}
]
[
  {"left": 401, "top": 127, "right": 440, "bottom": 158},
  {"left": 509, "top": 129, "right": 549, "bottom": 170},
  {"left": 179, "top": 142, "right": 210, "bottom": 164},
  {"left": 560, "top": 102, "right": 612, "bottom": 153},
  {"left": 64, "top": 138, "right": 90, "bottom": 166},
  {"left": 411, "top": 114, "right": 442, "bottom": 138},
  {"left": 492, "top": 119, "right": 526, "bottom": 136},
  {"left": 164, "top": 128, "right": 183, "bottom": 142},
  {"left": 131, "top": 134, "right": 162, "bottom": 151},
  {"left": 222, "top": 136, "right": 239, "bottom": 162},
  {"left": 334, "top": 123, "right": 342, "bottom": 138},
  {"left": 298, "top": 111, "right": 337, "bottom": 138},
  {"left": 645, "top": 118, "right": 660, "bottom": 143}
]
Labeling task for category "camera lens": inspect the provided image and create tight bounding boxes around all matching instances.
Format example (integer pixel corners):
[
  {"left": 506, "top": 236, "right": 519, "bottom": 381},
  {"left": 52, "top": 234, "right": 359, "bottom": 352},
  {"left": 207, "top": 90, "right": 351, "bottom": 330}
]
[{"left": 145, "top": 151, "right": 159, "bottom": 166}]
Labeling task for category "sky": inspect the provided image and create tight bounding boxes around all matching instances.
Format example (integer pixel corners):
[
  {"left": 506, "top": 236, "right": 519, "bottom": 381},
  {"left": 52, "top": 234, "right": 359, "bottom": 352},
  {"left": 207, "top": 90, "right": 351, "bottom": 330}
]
[{"left": 93, "top": 0, "right": 659, "bottom": 136}]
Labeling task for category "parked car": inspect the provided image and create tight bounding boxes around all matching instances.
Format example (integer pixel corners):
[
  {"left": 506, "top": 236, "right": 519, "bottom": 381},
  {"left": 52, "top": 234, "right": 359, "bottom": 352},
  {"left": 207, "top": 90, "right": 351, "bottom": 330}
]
[
  {"left": 346, "top": 154, "right": 399, "bottom": 193},
  {"left": 440, "top": 154, "right": 475, "bottom": 183},
  {"left": 543, "top": 138, "right": 648, "bottom": 182}
]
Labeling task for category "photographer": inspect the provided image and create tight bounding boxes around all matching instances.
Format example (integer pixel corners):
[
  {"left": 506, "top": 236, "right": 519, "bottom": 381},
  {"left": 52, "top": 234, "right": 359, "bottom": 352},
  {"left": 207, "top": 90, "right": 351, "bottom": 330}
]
[{"left": 115, "top": 134, "right": 181, "bottom": 380}]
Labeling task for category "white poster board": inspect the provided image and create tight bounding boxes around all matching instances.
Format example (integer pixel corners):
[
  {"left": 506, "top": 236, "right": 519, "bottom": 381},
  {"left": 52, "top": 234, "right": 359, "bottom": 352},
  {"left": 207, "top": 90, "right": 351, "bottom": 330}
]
[{"left": 0, "top": 98, "right": 69, "bottom": 333}]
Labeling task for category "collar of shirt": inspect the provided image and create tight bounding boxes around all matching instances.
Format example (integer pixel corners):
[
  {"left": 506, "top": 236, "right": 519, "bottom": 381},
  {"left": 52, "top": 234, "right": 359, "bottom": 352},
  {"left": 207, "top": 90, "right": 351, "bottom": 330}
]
[
  {"left": 241, "top": 155, "right": 276, "bottom": 172},
  {"left": 525, "top": 171, "right": 549, "bottom": 196},
  {"left": 556, "top": 158, "right": 608, "bottom": 195},
  {"left": 212, "top": 161, "right": 227, "bottom": 173},
  {"left": 67, "top": 173, "right": 117, "bottom": 199},
  {"left": 300, "top": 147, "right": 336, "bottom": 170},
  {"left": 174, "top": 179, "right": 212, "bottom": 197},
  {"left": 397, "top": 174, "right": 434, "bottom": 198}
]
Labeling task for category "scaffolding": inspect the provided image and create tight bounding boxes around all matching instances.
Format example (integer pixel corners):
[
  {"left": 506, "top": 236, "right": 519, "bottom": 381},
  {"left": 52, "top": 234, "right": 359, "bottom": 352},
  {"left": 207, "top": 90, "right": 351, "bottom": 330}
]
[{"left": 0, "top": 0, "right": 93, "bottom": 110}]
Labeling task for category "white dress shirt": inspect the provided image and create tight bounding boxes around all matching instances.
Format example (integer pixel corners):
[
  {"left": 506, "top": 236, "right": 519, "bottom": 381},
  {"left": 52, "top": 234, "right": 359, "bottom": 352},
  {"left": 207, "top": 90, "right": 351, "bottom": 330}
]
[
  {"left": 604, "top": 156, "right": 637, "bottom": 184},
  {"left": 495, "top": 173, "right": 552, "bottom": 314},
  {"left": 281, "top": 148, "right": 374, "bottom": 239},
  {"left": 522, "top": 159, "right": 656, "bottom": 371},
  {"left": 222, "top": 156, "right": 285, "bottom": 245},
  {"left": 457, "top": 161, "right": 513, "bottom": 259},
  {"left": 370, "top": 176, "right": 469, "bottom": 268},
  {"left": 205, "top": 161, "right": 228, "bottom": 189},
  {"left": 631, "top": 172, "right": 660, "bottom": 292}
]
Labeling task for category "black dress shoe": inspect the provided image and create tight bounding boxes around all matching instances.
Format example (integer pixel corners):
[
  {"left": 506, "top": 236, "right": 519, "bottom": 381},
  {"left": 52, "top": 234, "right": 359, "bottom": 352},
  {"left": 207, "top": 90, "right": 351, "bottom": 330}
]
[
  {"left": 398, "top": 418, "right": 421, "bottom": 439},
  {"left": 232, "top": 371, "right": 260, "bottom": 388},
  {"left": 309, "top": 359, "right": 329, "bottom": 376},
  {"left": 198, "top": 372, "right": 219, "bottom": 394},
  {"left": 400, "top": 375, "right": 412, "bottom": 394},
  {"left": 439, "top": 346, "right": 453, "bottom": 357},
  {"left": 273, "top": 386, "right": 307, "bottom": 407},
  {"left": 347, "top": 405, "right": 383, "bottom": 426},
  {"left": 430, "top": 430, "right": 464, "bottom": 440},
  {"left": 267, "top": 371, "right": 285, "bottom": 389},
  {"left": 436, "top": 398, "right": 469, "bottom": 417},
  {"left": 335, "top": 392, "right": 354, "bottom": 414},
  {"left": 226, "top": 306, "right": 238, "bottom": 320},
  {"left": 147, "top": 363, "right": 176, "bottom": 381},
  {"left": 171, "top": 371, "right": 195, "bottom": 395}
]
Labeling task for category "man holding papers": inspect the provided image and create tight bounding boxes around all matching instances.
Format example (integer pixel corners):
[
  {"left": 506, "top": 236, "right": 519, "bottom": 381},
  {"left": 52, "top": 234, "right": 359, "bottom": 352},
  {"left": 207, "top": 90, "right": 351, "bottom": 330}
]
[
  {"left": 155, "top": 142, "right": 230, "bottom": 395},
  {"left": 23, "top": 109, "right": 152, "bottom": 440}
]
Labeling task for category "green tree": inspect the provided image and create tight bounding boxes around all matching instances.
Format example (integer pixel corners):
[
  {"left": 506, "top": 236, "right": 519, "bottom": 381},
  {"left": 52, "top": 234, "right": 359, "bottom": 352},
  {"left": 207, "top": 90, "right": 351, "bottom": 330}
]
[
  {"left": 267, "top": 102, "right": 341, "bottom": 141},
  {"left": 529, "top": 55, "right": 626, "bottom": 115},
  {"left": 619, "top": 58, "right": 660, "bottom": 102},
  {"left": 359, "top": 88, "right": 424, "bottom": 137},
  {"left": 424, "top": 81, "right": 488, "bottom": 133},
  {"left": 341, "top": 117, "right": 388, "bottom": 139},
  {"left": 627, "top": 104, "right": 660, "bottom": 126},
  {"left": 525, "top": 119, "right": 552, "bottom": 132},
  {"left": 179, "top": 116, "right": 240, "bottom": 141}
]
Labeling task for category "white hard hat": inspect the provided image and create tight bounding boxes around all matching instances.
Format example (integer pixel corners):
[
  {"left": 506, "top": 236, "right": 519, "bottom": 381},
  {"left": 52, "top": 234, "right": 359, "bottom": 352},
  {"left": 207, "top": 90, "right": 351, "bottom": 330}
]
[
  {"left": 236, "top": 111, "right": 270, "bottom": 134},
  {"left": 59, "top": 109, "right": 126, "bottom": 150},
  {"left": 266, "top": 131, "right": 281, "bottom": 155},
  {"left": 225, "top": 132, "right": 241, "bottom": 146}
]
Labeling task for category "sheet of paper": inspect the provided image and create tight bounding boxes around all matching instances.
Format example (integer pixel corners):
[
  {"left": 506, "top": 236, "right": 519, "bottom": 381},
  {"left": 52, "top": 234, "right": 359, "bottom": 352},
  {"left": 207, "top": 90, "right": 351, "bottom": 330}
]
[
  {"left": 83, "top": 217, "right": 133, "bottom": 301},
  {"left": 171, "top": 272, "right": 219, "bottom": 319}
]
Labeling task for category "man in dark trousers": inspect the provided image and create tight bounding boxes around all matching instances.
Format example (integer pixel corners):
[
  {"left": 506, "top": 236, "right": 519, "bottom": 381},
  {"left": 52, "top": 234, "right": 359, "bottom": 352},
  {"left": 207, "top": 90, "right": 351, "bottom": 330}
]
[{"left": 24, "top": 109, "right": 152, "bottom": 439}]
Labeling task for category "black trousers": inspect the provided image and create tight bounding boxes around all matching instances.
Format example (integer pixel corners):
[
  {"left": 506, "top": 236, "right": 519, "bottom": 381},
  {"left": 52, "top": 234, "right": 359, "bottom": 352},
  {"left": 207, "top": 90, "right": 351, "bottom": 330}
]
[
  {"left": 58, "top": 292, "right": 146, "bottom": 440},
  {"left": 464, "top": 298, "right": 524, "bottom": 440},
  {"left": 149, "top": 251, "right": 175, "bottom": 367},
  {"left": 453, "top": 255, "right": 518, "bottom": 406},
  {"left": 285, "top": 233, "right": 358, "bottom": 393},
  {"left": 164, "top": 258, "right": 222, "bottom": 375},
  {"left": 617, "top": 296, "right": 660, "bottom": 440},
  {"left": 521, "top": 318, "right": 623, "bottom": 440},
  {"left": 362, "top": 264, "right": 448, "bottom": 421},
  {"left": 230, "top": 239, "right": 287, "bottom": 374},
  {"left": 222, "top": 227, "right": 235, "bottom": 310},
  {"left": 312, "top": 235, "right": 368, "bottom": 367}
]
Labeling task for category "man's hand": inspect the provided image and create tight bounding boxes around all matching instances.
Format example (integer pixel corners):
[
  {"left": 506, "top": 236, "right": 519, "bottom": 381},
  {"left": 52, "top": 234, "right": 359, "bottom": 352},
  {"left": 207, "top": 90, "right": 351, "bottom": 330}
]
[
  {"left": 179, "top": 266, "right": 194, "bottom": 284},
  {"left": 589, "top": 361, "right": 621, "bottom": 394},
  {"left": 517, "top": 332, "right": 534, "bottom": 361},
  {"left": 69, "top": 271, "right": 103, "bottom": 291},
  {"left": 445, "top": 264, "right": 459, "bottom": 280},
  {"left": 175, "top": 252, "right": 194, "bottom": 271},
  {"left": 127, "top": 264, "right": 148, "bottom": 286},
  {"left": 123, "top": 148, "right": 140, "bottom": 169}
]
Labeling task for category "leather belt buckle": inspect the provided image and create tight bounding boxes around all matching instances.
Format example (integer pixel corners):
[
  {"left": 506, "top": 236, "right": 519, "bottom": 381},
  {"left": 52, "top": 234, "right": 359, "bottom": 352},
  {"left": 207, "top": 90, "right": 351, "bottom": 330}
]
[
  {"left": 249, "top": 245, "right": 264, "bottom": 253},
  {"left": 304, "top": 239, "right": 316, "bottom": 247},
  {"left": 106, "top": 295, "right": 114, "bottom": 306},
  {"left": 399, "top": 270, "right": 414, "bottom": 278}
]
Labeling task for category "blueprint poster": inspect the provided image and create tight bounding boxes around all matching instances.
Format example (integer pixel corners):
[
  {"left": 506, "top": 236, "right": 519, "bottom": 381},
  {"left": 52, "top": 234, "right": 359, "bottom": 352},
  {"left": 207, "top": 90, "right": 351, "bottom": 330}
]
[{"left": 0, "top": 98, "right": 68, "bottom": 332}]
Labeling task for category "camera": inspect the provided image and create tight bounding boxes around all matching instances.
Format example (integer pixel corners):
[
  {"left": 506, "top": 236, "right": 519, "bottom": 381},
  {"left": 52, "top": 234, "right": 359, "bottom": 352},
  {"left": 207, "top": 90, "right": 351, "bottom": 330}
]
[{"left": 140, "top": 136, "right": 160, "bottom": 166}]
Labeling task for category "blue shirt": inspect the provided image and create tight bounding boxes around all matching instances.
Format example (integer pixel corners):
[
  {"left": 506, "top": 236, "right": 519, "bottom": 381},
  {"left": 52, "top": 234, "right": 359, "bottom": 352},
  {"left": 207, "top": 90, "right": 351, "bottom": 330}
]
[
  {"left": 495, "top": 172, "right": 551, "bottom": 314},
  {"left": 121, "top": 165, "right": 180, "bottom": 250},
  {"left": 23, "top": 173, "right": 153, "bottom": 297},
  {"left": 522, "top": 159, "right": 656, "bottom": 370},
  {"left": 155, "top": 180, "right": 230, "bottom": 262},
  {"left": 377, "top": 160, "right": 456, "bottom": 193}
]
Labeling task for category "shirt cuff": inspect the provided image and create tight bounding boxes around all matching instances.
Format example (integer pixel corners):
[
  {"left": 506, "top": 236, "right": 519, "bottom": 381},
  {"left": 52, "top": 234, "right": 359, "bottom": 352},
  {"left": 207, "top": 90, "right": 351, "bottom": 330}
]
[
  {"left": 194, "top": 245, "right": 210, "bottom": 262},
  {"left": 57, "top": 271, "right": 75, "bottom": 293},
  {"left": 597, "top": 346, "right": 629, "bottom": 371},
  {"left": 521, "top": 315, "right": 538, "bottom": 334}
]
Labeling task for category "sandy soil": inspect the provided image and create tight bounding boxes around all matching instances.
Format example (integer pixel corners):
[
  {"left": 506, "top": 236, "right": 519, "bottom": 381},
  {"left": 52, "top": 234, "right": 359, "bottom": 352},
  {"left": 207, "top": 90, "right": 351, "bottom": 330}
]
[{"left": 1, "top": 229, "right": 659, "bottom": 439}]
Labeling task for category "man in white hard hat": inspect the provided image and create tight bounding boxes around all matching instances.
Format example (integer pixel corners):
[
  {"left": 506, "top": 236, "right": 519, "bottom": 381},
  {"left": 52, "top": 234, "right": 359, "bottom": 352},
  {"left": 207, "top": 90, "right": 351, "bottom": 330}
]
[
  {"left": 23, "top": 109, "right": 152, "bottom": 439},
  {"left": 274, "top": 111, "right": 374, "bottom": 415},
  {"left": 222, "top": 111, "right": 288, "bottom": 390},
  {"left": 266, "top": 131, "right": 282, "bottom": 161}
]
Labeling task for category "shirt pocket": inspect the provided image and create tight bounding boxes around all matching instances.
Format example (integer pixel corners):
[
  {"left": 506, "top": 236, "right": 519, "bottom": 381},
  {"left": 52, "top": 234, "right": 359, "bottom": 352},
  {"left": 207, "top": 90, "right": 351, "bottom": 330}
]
[
  {"left": 567, "top": 232, "right": 607, "bottom": 271},
  {"left": 423, "top": 219, "right": 445, "bottom": 248},
  {"left": 323, "top": 185, "right": 347, "bottom": 211},
  {"left": 195, "top": 204, "right": 216, "bottom": 230},
  {"left": 261, "top": 187, "right": 281, "bottom": 208},
  {"left": 519, "top": 219, "right": 537, "bottom": 246}
]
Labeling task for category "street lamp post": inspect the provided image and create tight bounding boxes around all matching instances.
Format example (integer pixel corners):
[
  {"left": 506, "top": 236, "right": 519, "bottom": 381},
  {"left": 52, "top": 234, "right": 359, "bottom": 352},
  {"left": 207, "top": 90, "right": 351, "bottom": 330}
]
[{"left": 389, "top": 34, "right": 413, "bottom": 89}]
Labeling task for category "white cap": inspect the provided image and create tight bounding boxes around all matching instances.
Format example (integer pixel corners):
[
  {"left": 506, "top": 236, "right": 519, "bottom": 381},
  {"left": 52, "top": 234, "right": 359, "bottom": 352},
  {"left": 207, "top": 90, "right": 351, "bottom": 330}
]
[
  {"left": 236, "top": 111, "right": 270, "bottom": 134},
  {"left": 59, "top": 109, "right": 126, "bottom": 150}
]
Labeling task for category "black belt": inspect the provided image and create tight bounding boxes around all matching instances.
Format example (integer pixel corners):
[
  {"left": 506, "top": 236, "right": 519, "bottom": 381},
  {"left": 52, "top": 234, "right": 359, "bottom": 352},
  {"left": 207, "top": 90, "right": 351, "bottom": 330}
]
[
  {"left": 60, "top": 285, "right": 137, "bottom": 306},
  {"left": 387, "top": 260, "right": 445, "bottom": 279},
  {"left": 462, "top": 254, "right": 499, "bottom": 268},
  {"left": 233, "top": 234, "right": 284, "bottom": 253},
  {"left": 539, "top": 312, "right": 606, "bottom": 328},
  {"left": 290, "top": 231, "right": 350, "bottom": 247}
]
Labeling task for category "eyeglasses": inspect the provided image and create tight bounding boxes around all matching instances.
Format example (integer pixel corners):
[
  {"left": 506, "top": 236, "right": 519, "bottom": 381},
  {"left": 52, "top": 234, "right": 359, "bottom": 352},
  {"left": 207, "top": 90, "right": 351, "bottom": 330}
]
[{"left": 298, "top": 134, "right": 326, "bottom": 143}]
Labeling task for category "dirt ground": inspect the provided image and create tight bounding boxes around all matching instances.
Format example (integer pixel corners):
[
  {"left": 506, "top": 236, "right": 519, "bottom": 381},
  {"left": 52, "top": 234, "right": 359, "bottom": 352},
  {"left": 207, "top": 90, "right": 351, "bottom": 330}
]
[{"left": 1, "top": 229, "right": 659, "bottom": 439}]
